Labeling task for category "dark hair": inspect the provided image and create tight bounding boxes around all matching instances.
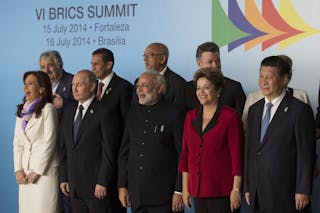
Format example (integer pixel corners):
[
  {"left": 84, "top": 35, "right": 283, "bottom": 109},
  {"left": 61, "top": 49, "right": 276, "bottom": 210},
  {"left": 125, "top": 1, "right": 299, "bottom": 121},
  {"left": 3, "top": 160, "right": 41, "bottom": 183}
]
[
  {"left": 16, "top": 71, "right": 53, "bottom": 118},
  {"left": 92, "top": 48, "right": 114, "bottom": 67},
  {"left": 196, "top": 42, "right": 220, "bottom": 59},
  {"left": 193, "top": 67, "right": 225, "bottom": 91},
  {"left": 39, "top": 50, "right": 63, "bottom": 69},
  {"left": 260, "top": 56, "right": 291, "bottom": 78},
  {"left": 277, "top": 55, "right": 293, "bottom": 81}
]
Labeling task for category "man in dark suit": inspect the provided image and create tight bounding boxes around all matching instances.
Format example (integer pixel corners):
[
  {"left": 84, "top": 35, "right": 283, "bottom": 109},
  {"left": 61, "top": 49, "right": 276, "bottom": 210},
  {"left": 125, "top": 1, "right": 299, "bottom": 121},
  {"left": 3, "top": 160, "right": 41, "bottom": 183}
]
[
  {"left": 59, "top": 70, "right": 114, "bottom": 213},
  {"left": 185, "top": 42, "right": 246, "bottom": 115},
  {"left": 91, "top": 48, "right": 132, "bottom": 213},
  {"left": 39, "top": 50, "right": 74, "bottom": 213},
  {"left": 118, "top": 71, "right": 184, "bottom": 213},
  {"left": 39, "top": 50, "right": 74, "bottom": 122},
  {"left": 131, "top": 42, "right": 186, "bottom": 111},
  {"left": 244, "top": 56, "right": 316, "bottom": 213}
]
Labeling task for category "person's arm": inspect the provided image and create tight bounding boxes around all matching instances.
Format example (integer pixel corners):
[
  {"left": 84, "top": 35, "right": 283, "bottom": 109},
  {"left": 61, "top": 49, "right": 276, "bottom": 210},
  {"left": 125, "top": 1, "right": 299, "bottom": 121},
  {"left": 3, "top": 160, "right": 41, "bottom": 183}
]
[
  {"left": 33, "top": 104, "right": 58, "bottom": 175},
  {"left": 295, "top": 105, "right": 316, "bottom": 210},
  {"left": 230, "top": 176, "right": 242, "bottom": 212},
  {"left": 95, "top": 110, "right": 117, "bottom": 198},
  {"left": 227, "top": 112, "right": 245, "bottom": 211},
  {"left": 182, "top": 172, "right": 192, "bottom": 209}
]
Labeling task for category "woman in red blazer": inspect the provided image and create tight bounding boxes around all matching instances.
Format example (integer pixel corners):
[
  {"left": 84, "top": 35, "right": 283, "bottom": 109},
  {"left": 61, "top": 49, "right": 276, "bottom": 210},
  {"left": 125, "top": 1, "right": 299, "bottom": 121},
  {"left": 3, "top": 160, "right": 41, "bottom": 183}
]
[{"left": 179, "top": 68, "right": 244, "bottom": 213}]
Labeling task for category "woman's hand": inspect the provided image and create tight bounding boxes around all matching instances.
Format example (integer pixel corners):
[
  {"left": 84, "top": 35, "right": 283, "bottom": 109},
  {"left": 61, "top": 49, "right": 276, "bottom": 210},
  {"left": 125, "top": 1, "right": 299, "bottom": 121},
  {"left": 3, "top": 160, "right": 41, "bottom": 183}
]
[
  {"left": 230, "top": 189, "right": 241, "bottom": 212},
  {"left": 26, "top": 172, "right": 40, "bottom": 183},
  {"left": 182, "top": 190, "right": 192, "bottom": 209},
  {"left": 15, "top": 170, "right": 27, "bottom": 184}
]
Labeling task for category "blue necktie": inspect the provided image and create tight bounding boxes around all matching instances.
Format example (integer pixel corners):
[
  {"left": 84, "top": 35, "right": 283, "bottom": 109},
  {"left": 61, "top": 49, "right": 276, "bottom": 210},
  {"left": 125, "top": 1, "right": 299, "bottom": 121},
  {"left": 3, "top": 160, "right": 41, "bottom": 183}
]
[
  {"left": 260, "top": 102, "right": 273, "bottom": 142},
  {"left": 74, "top": 105, "right": 83, "bottom": 141}
]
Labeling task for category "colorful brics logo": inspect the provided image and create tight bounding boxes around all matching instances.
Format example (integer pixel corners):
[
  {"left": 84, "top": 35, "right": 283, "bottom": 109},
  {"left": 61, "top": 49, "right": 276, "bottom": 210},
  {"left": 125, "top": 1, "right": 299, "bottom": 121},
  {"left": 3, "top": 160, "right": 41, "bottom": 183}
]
[{"left": 212, "top": 0, "right": 320, "bottom": 52}]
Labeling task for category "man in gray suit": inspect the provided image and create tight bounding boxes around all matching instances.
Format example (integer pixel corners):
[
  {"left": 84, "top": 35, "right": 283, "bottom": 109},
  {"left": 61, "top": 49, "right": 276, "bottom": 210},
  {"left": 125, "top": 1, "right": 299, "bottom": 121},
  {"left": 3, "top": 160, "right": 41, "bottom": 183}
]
[{"left": 244, "top": 56, "right": 315, "bottom": 213}]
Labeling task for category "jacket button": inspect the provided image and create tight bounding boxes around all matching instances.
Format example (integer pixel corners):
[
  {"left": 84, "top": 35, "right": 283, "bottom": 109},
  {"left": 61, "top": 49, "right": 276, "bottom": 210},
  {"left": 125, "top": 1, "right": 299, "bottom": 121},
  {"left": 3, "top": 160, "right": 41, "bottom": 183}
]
[
  {"left": 196, "top": 170, "right": 200, "bottom": 175},
  {"left": 198, "top": 144, "right": 202, "bottom": 148},
  {"left": 140, "top": 154, "right": 144, "bottom": 158},
  {"left": 139, "top": 166, "right": 143, "bottom": 170},
  {"left": 257, "top": 151, "right": 262, "bottom": 156}
]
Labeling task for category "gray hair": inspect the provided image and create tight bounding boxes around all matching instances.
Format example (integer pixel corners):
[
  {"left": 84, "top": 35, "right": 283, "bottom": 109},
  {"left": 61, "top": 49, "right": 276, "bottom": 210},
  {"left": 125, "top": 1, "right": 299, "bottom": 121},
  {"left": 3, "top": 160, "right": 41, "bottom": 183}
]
[
  {"left": 141, "top": 70, "right": 166, "bottom": 95},
  {"left": 39, "top": 50, "right": 63, "bottom": 69}
]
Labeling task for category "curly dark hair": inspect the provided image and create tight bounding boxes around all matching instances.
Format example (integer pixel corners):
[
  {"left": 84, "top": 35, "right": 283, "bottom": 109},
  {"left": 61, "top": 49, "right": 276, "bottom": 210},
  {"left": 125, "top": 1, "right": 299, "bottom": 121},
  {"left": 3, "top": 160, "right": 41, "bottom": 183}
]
[{"left": 16, "top": 71, "right": 53, "bottom": 118}]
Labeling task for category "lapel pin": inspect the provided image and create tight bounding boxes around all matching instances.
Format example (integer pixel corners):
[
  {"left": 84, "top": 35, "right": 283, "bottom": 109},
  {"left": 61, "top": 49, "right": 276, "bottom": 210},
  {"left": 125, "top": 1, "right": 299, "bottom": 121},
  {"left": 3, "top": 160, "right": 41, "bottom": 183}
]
[
  {"left": 284, "top": 107, "right": 288, "bottom": 112},
  {"left": 106, "top": 88, "right": 112, "bottom": 94},
  {"left": 160, "top": 125, "right": 164, "bottom": 132},
  {"left": 90, "top": 109, "right": 94, "bottom": 114},
  {"left": 63, "top": 86, "right": 66, "bottom": 92}
]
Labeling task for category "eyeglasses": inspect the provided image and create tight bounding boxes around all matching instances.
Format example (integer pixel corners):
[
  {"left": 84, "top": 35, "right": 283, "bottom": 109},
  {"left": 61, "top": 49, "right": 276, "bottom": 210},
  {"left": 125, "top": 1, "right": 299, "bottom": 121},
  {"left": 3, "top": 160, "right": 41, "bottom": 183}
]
[{"left": 142, "top": 53, "right": 164, "bottom": 58}]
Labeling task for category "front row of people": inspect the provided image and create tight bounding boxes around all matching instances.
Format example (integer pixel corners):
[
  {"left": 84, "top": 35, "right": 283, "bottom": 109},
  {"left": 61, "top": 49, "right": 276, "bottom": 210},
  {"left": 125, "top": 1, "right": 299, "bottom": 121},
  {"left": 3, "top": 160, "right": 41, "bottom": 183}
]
[{"left": 14, "top": 55, "right": 317, "bottom": 213}]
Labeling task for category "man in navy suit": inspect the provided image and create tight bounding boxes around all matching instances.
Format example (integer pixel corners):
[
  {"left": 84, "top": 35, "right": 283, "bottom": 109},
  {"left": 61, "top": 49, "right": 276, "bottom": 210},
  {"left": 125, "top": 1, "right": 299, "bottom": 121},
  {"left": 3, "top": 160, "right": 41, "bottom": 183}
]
[
  {"left": 39, "top": 50, "right": 74, "bottom": 213},
  {"left": 185, "top": 42, "right": 246, "bottom": 114},
  {"left": 244, "top": 56, "right": 316, "bottom": 213},
  {"left": 91, "top": 48, "right": 132, "bottom": 213},
  {"left": 59, "top": 70, "right": 115, "bottom": 213},
  {"left": 39, "top": 50, "right": 74, "bottom": 122}
]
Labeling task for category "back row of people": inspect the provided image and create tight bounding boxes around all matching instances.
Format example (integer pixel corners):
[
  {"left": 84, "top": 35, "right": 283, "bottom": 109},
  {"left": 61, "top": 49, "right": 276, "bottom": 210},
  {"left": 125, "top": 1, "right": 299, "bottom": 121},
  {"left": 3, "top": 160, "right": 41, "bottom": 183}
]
[{"left": 13, "top": 41, "right": 319, "bottom": 213}]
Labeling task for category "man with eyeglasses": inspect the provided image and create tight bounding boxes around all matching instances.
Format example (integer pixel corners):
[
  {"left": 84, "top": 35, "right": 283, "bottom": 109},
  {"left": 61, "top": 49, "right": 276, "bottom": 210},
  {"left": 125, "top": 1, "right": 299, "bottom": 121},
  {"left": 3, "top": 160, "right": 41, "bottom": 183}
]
[{"left": 131, "top": 42, "right": 187, "bottom": 111}]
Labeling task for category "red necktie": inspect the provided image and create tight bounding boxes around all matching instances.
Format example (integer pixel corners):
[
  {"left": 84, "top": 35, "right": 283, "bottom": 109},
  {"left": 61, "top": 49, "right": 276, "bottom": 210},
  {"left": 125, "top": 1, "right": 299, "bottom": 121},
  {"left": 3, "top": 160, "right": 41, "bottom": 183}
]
[{"left": 97, "top": 82, "right": 104, "bottom": 101}]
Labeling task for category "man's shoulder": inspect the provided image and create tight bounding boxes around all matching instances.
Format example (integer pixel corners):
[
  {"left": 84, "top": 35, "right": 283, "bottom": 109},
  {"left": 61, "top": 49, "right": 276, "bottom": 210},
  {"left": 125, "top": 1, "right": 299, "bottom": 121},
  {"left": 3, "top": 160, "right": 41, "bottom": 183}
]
[
  {"left": 111, "top": 73, "right": 133, "bottom": 88},
  {"left": 61, "top": 70, "right": 74, "bottom": 82},
  {"left": 165, "top": 68, "right": 186, "bottom": 83},
  {"left": 224, "top": 76, "right": 243, "bottom": 87}
]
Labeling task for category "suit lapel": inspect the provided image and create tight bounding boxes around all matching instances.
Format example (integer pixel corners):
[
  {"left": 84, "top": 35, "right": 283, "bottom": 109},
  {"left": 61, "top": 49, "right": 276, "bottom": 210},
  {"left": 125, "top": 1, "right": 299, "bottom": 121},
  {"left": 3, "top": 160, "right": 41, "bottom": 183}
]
[
  {"left": 55, "top": 71, "right": 68, "bottom": 94},
  {"left": 24, "top": 114, "right": 37, "bottom": 132},
  {"left": 259, "top": 94, "right": 291, "bottom": 147},
  {"left": 253, "top": 99, "right": 264, "bottom": 148},
  {"left": 100, "top": 74, "right": 116, "bottom": 101},
  {"left": 72, "top": 100, "right": 97, "bottom": 148}
]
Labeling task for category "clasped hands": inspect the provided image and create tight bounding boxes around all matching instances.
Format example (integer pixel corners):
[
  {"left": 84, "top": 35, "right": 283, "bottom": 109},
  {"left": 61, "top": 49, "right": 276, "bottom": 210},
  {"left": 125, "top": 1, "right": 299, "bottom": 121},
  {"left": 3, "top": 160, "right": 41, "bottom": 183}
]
[{"left": 15, "top": 170, "right": 40, "bottom": 184}]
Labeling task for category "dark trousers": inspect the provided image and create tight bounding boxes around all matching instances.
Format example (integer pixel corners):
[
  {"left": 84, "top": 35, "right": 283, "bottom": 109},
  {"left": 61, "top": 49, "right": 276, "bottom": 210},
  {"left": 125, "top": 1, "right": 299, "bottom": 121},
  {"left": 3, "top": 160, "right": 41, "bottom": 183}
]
[
  {"left": 194, "top": 196, "right": 239, "bottom": 213},
  {"left": 71, "top": 196, "right": 111, "bottom": 213},
  {"left": 58, "top": 190, "right": 72, "bottom": 213},
  {"left": 110, "top": 190, "right": 126, "bottom": 213},
  {"left": 252, "top": 197, "right": 311, "bottom": 213},
  {"left": 131, "top": 202, "right": 177, "bottom": 213}
]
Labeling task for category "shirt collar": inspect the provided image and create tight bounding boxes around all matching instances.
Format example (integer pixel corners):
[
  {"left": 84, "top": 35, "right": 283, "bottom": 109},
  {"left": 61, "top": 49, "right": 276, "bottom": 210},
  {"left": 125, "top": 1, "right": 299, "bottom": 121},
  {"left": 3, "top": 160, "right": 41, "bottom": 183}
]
[
  {"left": 264, "top": 89, "right": 286, "bottom": 108},
  {"left": 99, "top": 71, "right": 114, "bottom": 87},
  {"left": 159, "top": 66, "right": 168, "bottom": 75},
  {"left": 78, "top": 95, "right": 95, "bottom": 110}
]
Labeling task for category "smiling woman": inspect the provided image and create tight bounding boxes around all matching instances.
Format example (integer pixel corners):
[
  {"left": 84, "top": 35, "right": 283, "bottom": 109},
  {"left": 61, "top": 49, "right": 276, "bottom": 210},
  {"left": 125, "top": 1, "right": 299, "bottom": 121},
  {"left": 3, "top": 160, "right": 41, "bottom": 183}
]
[{"left": 14, "top": 71, "right": 59, "bottom": 213}]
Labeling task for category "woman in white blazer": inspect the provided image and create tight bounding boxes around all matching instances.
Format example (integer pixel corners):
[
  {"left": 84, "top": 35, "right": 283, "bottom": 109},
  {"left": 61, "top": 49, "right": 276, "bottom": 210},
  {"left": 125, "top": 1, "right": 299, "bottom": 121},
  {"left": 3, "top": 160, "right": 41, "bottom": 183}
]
[{"left": 13, "top": 71, "right": 58, "bottom": 213}]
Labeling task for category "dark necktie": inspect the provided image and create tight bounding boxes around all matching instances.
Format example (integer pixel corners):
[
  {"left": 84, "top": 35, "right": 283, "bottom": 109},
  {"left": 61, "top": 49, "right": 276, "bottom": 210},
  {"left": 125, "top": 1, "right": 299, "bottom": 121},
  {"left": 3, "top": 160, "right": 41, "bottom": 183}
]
[
  {"left": 74, "top": 105, "right": 83, "bottom": 141},
  {"left": 97, "top": 82, "right": 104, "bottom": 101},
  {"left": 260, "top": 102, "right": 273, "bottom": 142}
]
